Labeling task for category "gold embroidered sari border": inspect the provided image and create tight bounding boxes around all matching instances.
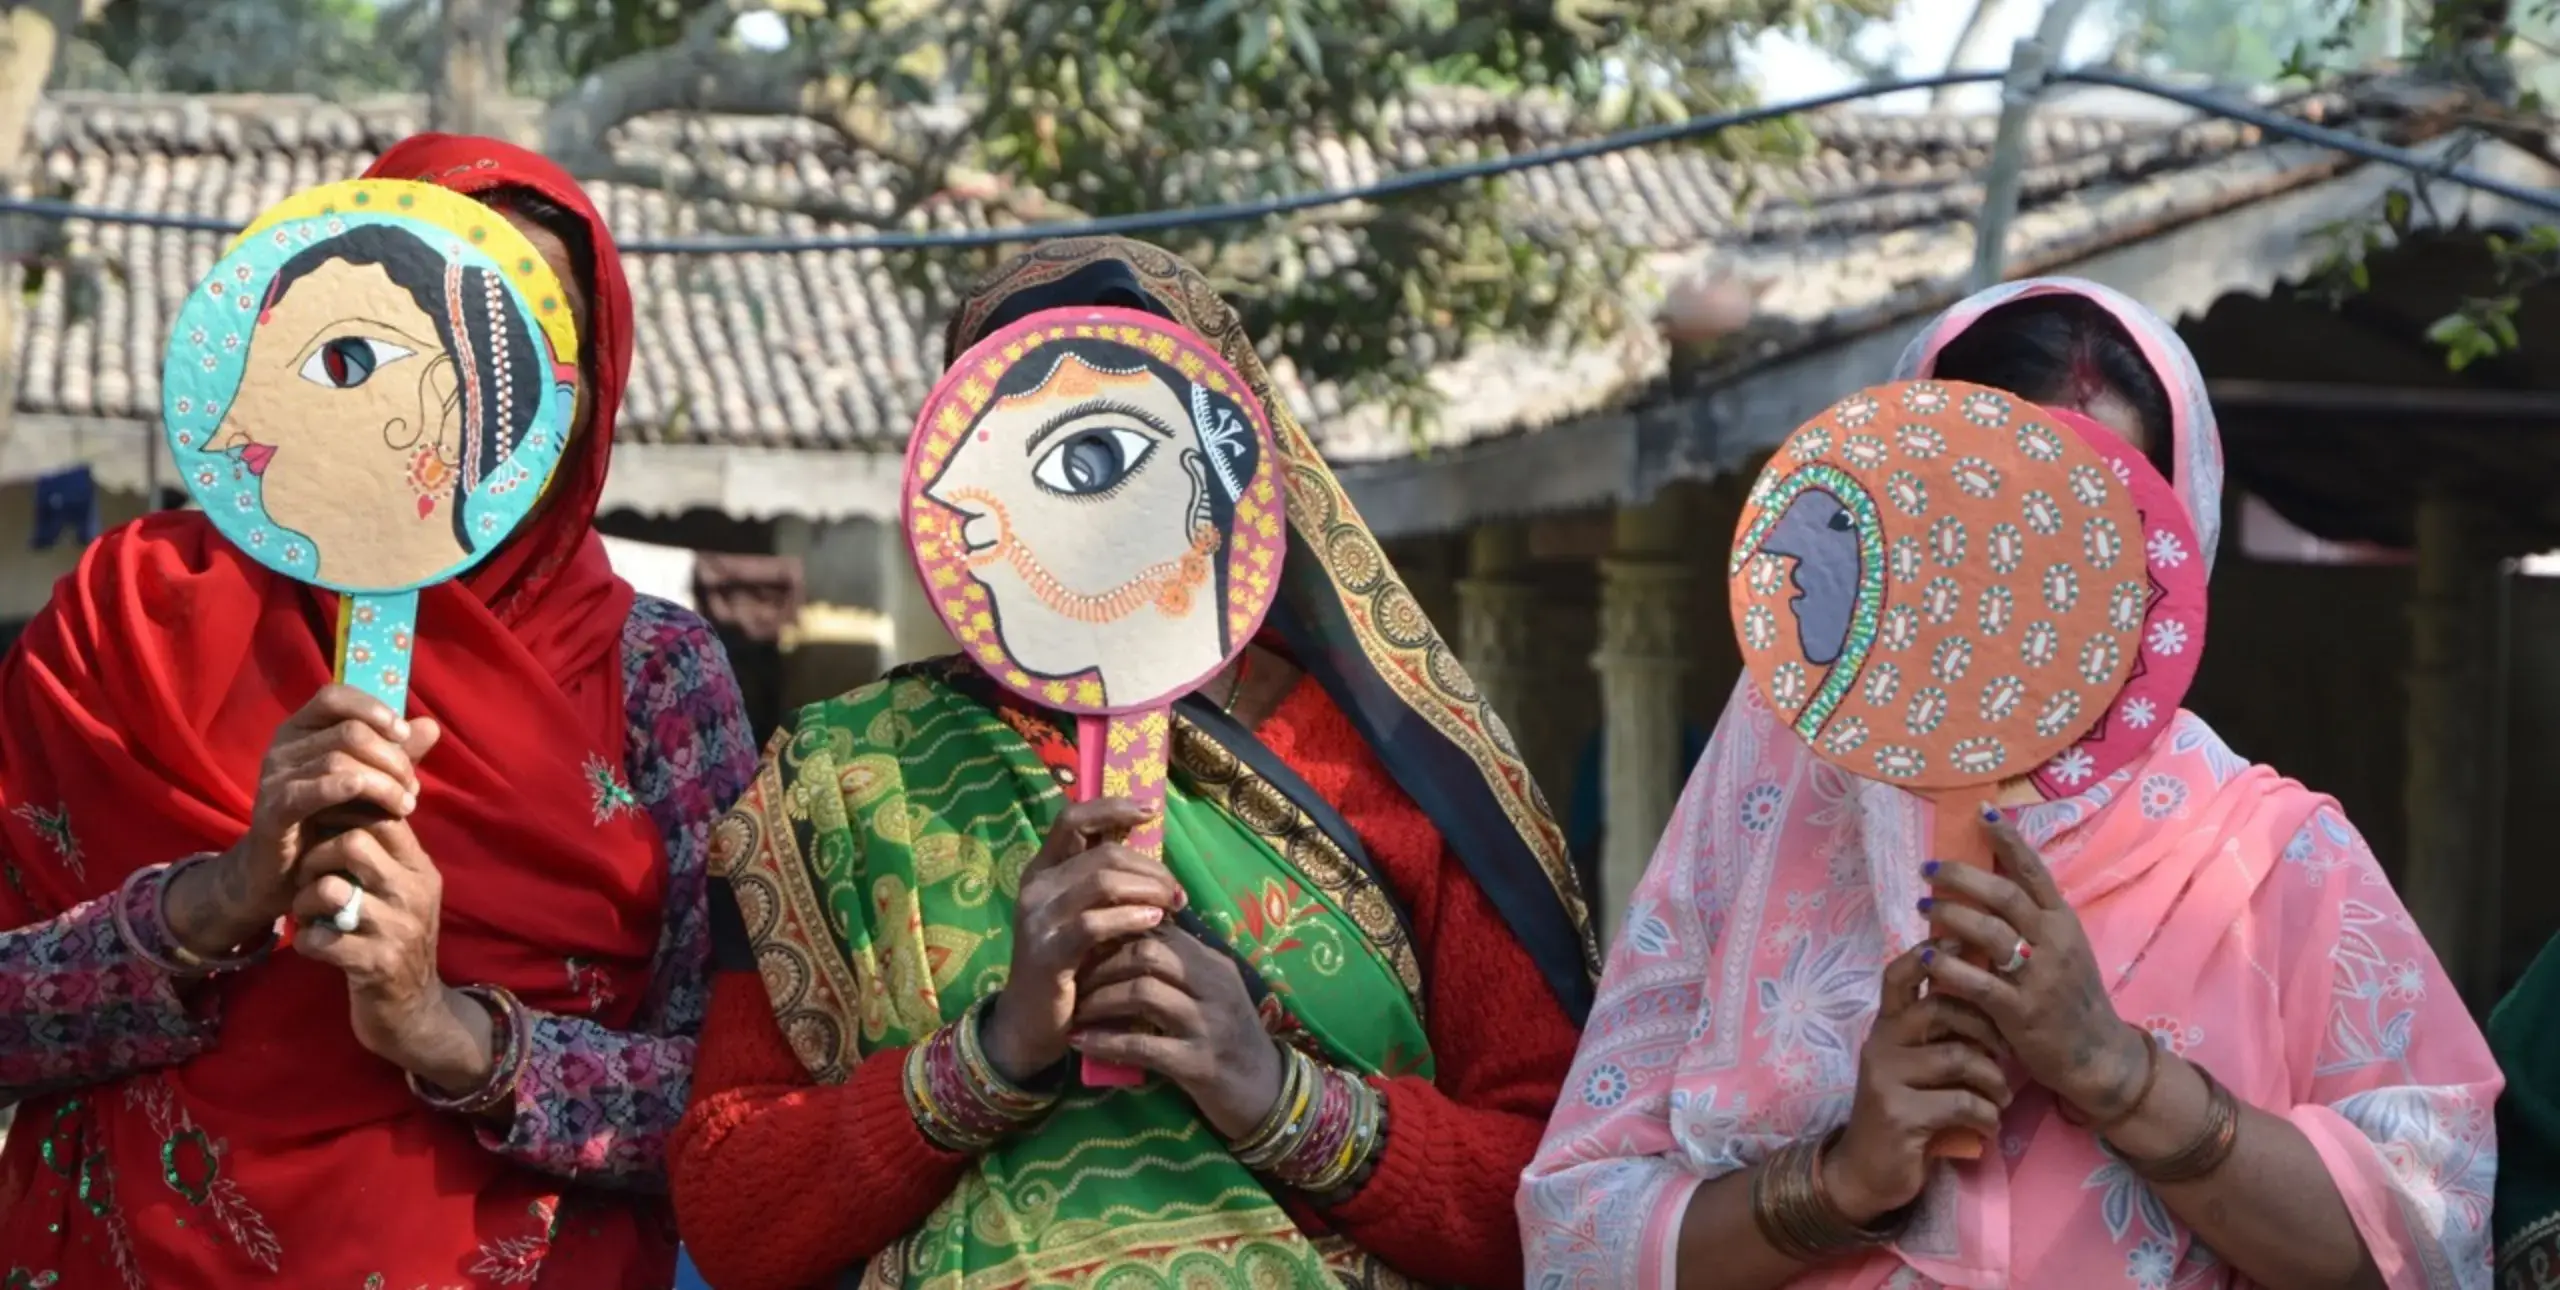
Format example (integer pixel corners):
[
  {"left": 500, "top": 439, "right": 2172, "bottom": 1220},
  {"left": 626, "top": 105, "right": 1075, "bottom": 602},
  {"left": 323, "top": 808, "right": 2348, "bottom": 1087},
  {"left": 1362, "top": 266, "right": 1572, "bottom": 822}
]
[
  {"left": 714, "top": 727, "right": 873, "bottom": 1084},
  {"left": 1168, "top": 714, "right": 1426, "bottom": 1024}
]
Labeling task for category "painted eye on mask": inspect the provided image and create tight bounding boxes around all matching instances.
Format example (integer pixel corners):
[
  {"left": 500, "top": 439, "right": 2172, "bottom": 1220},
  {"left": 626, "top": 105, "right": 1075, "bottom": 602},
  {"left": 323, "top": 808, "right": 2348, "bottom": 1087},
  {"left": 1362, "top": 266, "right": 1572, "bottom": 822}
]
[
  {"left": 1033, "top": 425, "right": 1157, "bottom": 496},
  {"left": 298, "top": 336, "right": 415, "bottom": 390}
]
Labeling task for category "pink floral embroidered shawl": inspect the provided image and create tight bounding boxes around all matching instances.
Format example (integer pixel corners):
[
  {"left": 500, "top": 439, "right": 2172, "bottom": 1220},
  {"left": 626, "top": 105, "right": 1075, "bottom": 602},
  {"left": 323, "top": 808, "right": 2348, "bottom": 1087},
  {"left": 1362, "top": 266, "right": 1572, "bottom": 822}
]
[{"left": 1518, "top": 279, "right": 2501, "bottom": 1290}]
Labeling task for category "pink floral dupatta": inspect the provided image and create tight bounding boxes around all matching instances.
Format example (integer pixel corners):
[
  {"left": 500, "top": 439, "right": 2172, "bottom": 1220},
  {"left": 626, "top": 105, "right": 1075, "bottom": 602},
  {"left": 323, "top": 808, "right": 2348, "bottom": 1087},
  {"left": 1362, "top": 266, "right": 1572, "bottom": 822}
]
[{"left": 1519, "top": 279, "right": 2500, "bottom": 1290}]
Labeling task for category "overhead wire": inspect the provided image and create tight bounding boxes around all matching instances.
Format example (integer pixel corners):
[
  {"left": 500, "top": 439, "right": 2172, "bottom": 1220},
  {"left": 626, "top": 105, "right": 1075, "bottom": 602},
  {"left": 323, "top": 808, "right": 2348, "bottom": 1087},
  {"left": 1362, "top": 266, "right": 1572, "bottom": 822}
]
[{"left": 0, "top": 66, "right": 2549, "bottom": 254}]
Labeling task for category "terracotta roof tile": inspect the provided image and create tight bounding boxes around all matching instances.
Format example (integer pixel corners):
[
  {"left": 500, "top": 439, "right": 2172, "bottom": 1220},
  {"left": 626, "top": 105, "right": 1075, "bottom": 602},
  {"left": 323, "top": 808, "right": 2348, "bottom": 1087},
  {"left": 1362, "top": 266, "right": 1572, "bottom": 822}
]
[{"left": 13, "top": 87, "right": 2364, "bottom": 459}]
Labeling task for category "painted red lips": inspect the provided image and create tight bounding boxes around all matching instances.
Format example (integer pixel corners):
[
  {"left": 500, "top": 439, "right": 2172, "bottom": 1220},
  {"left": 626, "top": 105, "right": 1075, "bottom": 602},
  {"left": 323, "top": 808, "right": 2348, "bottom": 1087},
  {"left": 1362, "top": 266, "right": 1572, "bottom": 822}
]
[{"left": 238, "top": 443, "right": 276, "bottom": 476}]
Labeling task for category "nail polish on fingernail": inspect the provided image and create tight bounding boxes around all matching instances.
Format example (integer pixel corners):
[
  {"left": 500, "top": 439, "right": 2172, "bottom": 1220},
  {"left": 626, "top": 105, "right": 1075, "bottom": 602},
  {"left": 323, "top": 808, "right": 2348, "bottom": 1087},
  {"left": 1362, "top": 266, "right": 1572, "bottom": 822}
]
[
  {"left": 1921, "top": 947, "right": 1936, "bottom": 964},
  {"left": 1922, "top": 860, "right": 1941, "bottom": 878},
  {"left": 1916, "top": 896, "right": 1934, "bottom": 914},
  {"left": 1981, "top": 804, "right": 2001, "bottom": 823}
]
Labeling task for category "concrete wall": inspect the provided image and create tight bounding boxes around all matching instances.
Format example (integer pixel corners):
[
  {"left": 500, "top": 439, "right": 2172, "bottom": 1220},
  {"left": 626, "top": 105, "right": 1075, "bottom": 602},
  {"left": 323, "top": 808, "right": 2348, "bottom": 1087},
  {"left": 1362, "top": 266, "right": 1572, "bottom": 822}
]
[{"left": 0, "top": 483, "right": 150, "bottom": 622}]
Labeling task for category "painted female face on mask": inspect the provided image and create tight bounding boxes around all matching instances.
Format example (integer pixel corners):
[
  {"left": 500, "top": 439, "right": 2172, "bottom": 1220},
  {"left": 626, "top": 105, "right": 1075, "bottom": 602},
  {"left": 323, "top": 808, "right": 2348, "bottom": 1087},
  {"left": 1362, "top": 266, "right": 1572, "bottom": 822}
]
[
  {"left": 906, "top": 310, "right": 1284, "bottom": 713},
  {"left": 164, "top": 179, "right": 579, "bottom": 596}
]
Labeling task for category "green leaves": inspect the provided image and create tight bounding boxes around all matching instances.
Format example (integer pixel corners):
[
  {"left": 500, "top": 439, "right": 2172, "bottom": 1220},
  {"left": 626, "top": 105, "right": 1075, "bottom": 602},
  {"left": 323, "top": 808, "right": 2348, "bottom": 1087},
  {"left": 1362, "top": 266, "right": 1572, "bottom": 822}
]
[{"left": 779, "top": 0, "right": 1866, "bottom": 430}]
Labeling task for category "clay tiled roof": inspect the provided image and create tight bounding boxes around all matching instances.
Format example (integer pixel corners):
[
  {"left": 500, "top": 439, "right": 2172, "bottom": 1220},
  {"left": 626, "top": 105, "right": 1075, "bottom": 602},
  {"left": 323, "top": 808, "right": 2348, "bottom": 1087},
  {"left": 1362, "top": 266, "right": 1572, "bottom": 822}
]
[{"left": 13, "top": 86, "right": 2379, "bottom": 465}]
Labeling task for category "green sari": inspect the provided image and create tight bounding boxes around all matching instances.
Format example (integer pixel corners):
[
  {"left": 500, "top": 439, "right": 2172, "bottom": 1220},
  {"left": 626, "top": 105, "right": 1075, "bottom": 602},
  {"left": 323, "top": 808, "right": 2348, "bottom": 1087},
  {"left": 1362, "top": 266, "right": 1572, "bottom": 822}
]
[
  {"left": 722, "top": 665, "right": 1440, "bottom": 1289},
  {"left": 2492, "top": 934, "right": 2560, "bottom": 1286},
  {"left": 711, "top": 237, "right": 1596, "bottom": 1290}
]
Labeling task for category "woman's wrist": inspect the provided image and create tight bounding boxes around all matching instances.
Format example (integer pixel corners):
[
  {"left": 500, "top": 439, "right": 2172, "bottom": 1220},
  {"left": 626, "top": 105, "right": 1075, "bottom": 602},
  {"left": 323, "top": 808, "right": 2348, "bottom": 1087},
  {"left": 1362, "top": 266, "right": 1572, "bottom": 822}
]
[
  {"left": 2097, "top": 1053, "right": 2240, "bottom": 1182},
  {"left": 123, "top": 856, "right": 278, "bottom": 975},
  {"left": 159, "top": 848, "right": 281, "bottom": 963},
  {"left": 407, "top": 985, "right": 528, "bottom": 1118},
  {"left": 1753, "top": 1129, "right": 1908, "bottom": 1263},
  {"left": 976, "top": 989, "right": 1064, "bottom": 1087},
  {"left": 905, "top": 995, "right": 1061, "bottom": 1153},
  {"left": 1223, "top": 1043, "right": 1387, "bottom": 1198},
  {"left": 2060, "top": 1021, "right": 2162, "bottom": 1128},
  {"left": 404, "top": 985, "right": 500, "bottom": 1094},
  {"left": 1814, "top": 1140, "right": 1897, "bottom": 1229}
]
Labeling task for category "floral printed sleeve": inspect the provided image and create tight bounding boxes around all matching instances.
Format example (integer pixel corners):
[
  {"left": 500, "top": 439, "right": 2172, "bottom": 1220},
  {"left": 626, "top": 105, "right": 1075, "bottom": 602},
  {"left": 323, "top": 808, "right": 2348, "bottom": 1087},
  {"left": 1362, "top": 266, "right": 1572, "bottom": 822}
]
[
  {"left": 0, "top": 864, "right": 217, "bottom": 1102},
  {"left": 1517, "top": 760, "right": 1728, "bottom": 1290},
  {"left": 2272, "top": 806, "right": 2500, "bottom": 1290},
  {"left": 471, "top": 597, "right": 759, "bottom": 1189}
]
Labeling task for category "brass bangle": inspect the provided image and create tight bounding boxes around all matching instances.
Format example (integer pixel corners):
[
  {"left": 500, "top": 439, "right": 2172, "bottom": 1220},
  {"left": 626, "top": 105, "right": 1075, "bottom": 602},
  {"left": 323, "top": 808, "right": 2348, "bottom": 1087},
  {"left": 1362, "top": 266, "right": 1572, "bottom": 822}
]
[
  {"left": 1229, "top": 1044, "right": 1316, "bottom": 1169},
  {"left": 2061, "top": 1022, "right": 2163, "bottom": 1133},
  {"left": 2115, "top": 1059, "right": 2242, "bottom": 1184},
  {"left": 1750, "top": 1129, "right": 1905, "bottom": 1263}
]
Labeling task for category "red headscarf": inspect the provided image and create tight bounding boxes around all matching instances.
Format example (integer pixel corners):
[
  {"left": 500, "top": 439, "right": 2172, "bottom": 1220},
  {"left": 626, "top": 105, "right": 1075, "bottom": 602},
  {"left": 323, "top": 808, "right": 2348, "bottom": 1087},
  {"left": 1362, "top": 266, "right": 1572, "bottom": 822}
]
[{"left": 0, "top": 136, "right": 669, "bottom": 1287}]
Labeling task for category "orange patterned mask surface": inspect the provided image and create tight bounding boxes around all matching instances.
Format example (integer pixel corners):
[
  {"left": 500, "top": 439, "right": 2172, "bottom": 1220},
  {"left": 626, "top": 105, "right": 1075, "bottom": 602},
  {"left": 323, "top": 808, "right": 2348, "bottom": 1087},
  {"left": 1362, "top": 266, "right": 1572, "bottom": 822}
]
[{"left": 1729, "top": 380, "right": 2148, "bottom": 788}]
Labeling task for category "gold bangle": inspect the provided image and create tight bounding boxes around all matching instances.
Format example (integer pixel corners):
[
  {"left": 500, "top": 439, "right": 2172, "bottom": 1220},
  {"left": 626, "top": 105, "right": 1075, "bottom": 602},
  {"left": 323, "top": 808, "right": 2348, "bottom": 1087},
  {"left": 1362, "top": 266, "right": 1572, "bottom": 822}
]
[{"left": 2116, "top": 1060, "right": 2241, "bottom": 1184}]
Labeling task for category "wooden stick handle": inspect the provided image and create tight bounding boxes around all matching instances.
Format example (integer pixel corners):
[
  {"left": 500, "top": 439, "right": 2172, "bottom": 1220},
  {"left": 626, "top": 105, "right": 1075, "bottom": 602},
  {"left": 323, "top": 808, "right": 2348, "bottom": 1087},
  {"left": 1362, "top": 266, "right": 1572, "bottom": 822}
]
[
  {"left": 1924, "top": 794, "right": 1994, "bottom": 1160},
  {"left": 1078, "top": 712, "right": 1155, "bottom": 1089}
]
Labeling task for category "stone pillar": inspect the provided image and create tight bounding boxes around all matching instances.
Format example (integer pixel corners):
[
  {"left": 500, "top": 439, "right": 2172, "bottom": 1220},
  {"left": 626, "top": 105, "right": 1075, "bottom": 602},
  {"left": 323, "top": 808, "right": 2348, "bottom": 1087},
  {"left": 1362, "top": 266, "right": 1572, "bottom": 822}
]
[
  {"left": 2402, "top": 483, "right": 2508, "bottom": 1010},
  {"left": 881, "top": 532, "right": 957, "bottom": 668},
  {"left": 1457, "top": 525, "right": 1539, "bottom": 745},
  {"left": 1591, "top": 494, "right": 1694, "bottom": 940}
]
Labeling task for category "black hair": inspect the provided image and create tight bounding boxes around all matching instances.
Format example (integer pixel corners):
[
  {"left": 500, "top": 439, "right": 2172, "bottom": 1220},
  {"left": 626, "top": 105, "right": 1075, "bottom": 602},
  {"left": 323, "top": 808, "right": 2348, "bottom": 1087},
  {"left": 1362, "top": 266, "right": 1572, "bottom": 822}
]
[
  {"left": 475, "top": 186, "right": 598, "bottom": 310},
  {"left": 978, "top": 336, "right": 1262, "bottom": 658},
  {"left": 266, "top": 223, "right": 542, "bottom": 555},
  {"left": 1927, "top": 295, "right": 2179, "bottom": 480}
]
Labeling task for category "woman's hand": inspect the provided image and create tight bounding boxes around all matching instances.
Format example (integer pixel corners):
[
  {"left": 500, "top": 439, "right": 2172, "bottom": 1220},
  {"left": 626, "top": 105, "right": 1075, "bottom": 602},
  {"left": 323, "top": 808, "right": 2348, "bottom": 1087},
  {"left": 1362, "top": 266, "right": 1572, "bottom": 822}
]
[
  {"left": 1069, "top": 930, "right": 1285, "bottom": 1141},
  {"left": 1920, "top": 807, "right": 2151, "bottom": 1124},
  {"left": 289, "top": 820, "right": 494, "bottom": 1095},
  {"left": 166, "top": 685, "right": 438, "bottom": 958},
  {"left": 979, "top": 797, "right": 1188, "bottom": 1085},
  {"left": 1825, "top": 942, "right": 2013, "bottom": 1224}
]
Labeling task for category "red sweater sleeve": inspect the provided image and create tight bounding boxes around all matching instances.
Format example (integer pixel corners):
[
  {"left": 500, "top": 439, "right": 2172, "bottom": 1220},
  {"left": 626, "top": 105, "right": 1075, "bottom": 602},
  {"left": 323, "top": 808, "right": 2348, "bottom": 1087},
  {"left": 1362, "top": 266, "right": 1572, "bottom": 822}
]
[
  {"left": 669, "top": 969, "right": 967, "bottom": 1290},
  {"left": 1254, "top": 679, "right": 1580, "bottom": 1289}
]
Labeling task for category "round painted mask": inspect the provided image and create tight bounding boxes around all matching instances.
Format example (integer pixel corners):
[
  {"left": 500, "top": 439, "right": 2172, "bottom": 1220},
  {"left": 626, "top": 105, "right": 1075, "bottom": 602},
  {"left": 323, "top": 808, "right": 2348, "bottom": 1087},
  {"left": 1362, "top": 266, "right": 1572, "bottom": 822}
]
[
  {"left": 903, "top": 307, "right": 1286, "bottom": 713},
  {"left": 162, "top": 179, "right": 579, "bottom": 708},
  {"left": 1728, "top": 380, "right": 2185, "bottom": 789}
]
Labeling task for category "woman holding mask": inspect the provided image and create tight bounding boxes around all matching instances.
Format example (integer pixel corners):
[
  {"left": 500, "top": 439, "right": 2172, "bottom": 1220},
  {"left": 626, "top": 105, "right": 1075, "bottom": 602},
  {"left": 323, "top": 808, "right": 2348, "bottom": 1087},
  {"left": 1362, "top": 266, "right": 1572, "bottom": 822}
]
[
  {"left": 671, "top": 237, "right": 1594, "bottom": 1290},
  {"left": 1519, "top": 279, "right": 2499, "bottom": 1289},
  {"left": 0, "top": 135, "right": 755, "bottom": 1287}
]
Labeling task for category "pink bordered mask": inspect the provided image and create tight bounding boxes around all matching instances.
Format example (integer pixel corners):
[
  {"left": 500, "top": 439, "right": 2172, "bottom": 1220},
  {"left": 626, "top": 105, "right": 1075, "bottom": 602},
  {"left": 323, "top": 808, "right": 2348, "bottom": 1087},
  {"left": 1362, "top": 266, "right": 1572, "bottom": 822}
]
[
  {"left": 903, "top": 306, "right": 1286, "bottom": 716},
  {"left": 903, "top": 307, "right": 1287, "bottom": 1088},
  {"left": 2028, "top": 407, "right": 2209, "bottom": 796}
]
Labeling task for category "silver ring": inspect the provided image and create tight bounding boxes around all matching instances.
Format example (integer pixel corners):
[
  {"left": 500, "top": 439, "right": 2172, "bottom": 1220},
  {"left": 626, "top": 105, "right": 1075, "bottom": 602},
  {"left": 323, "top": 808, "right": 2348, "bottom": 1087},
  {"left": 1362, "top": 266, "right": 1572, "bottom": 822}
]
[
  {"left": 1996, "top": 937, "right": 2032, "bottom": 975},
  {"left": 330, "top": 884, "right": 365, "bottom": 933}
]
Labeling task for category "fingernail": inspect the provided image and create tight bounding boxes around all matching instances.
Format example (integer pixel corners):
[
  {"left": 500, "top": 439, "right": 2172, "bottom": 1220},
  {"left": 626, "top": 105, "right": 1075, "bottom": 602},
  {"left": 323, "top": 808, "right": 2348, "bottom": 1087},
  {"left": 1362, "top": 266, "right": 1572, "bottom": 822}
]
[
  {"left": 1916, "top": 896, "right": 1934, "bottom": 914},
  {"left": 1921, "top": 946, "right": 1936, "bottom": 964},
  {"left": 1921, "top": 860, "right": 1941, "bottom": 878},
  {"left": 393, "top": 718, "right": 411, "bottom": 740},
  {"left": 1980, "top": 804, "right": 2000, "bottom": 823},
  {"left": 401, "top": 793, "right": 418, "bottom": 813},
  {"left": 1142, "top": 908, "right": 1164, "bottom": 925}
]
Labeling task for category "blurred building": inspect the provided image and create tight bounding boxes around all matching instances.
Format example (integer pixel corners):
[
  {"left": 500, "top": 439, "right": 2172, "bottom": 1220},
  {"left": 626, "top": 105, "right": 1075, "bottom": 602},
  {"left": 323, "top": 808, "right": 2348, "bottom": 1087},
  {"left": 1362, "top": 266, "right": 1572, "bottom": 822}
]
[{"left": 8, "top": 79, "right": 2559, "bottom": 1003}]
